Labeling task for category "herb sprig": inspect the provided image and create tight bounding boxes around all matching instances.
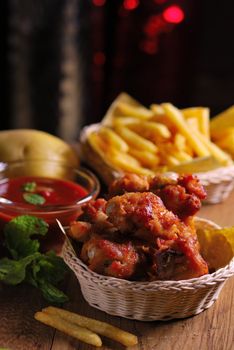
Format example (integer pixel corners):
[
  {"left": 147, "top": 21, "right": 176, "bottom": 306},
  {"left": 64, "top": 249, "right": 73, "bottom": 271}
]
[
  {"left": 22, "top": 181, "right": 46, "bottom": 206},
  {"left": 0, "top": 215, "right": 69, "bottom": 303}
]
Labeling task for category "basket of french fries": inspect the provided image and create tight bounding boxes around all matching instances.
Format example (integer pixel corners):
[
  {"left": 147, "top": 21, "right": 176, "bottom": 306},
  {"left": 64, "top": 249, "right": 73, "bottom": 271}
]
[
  {"left": 80, "top": 93, "right": 234, "bottom": 204},
  {"left": 62, "top": 217, "right": 234, "bottom": 321}
]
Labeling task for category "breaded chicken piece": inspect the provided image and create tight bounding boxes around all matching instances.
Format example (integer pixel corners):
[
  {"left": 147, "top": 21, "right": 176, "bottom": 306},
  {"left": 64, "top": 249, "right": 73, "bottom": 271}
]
[
  {"left": 80, "top": 235, "right": 139, "bottom": 279},
  {"left": 108, "top": 173, "right": 206, "bottom": 220}
]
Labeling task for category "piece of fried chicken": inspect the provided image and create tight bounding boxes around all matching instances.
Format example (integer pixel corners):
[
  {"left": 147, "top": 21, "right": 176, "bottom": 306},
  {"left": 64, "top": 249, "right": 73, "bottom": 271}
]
[
  {"left": 80, "top": 235, "right": 139, "bottom": 279},
  {"left": 69, "top": 191, "right": 208, "bottom": 281},
  {"left": 108, "top": 173, "right": 206, "bottom": 221},
  {"left": 106, "top": 192, "right": 208, "bottom": 280}
]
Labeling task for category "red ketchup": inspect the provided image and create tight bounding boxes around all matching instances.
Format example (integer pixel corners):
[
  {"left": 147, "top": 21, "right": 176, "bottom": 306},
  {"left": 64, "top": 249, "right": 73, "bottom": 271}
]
[{"left": 0, "top": 176, "right": 88, "bottom": 253}]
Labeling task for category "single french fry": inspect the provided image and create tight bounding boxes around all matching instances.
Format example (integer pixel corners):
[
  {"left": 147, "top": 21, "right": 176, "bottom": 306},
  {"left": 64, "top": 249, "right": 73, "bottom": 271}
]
[
  {"left": 102, "top": 92, "right": 149, "bottom": 126},
  {"left": 164, "top": 154, "right": 180, "bottom": 166},
  {"left": 114, "top": 125, "right": 158, "bottom": 153},
  {"left": 161, "top": 103, "right": 210, "bottom": 157},
  {"left": 98, "top": 126, "right": 129, "bottom": 152},
  {"left": 115, "top": 101, "right": 153, "bottom": 119},
  {"left": 210, "top": 105, "right": 234, "bottom": 132},
  {"left": 174, "top": 133, "right": 187, "bottom": 151},
  {"left": 134, "top": 121, "right": 171, "bottom": 139},
  {"left": 182, "top": 107, "right": 210, "bottom": 139},
  {"left": 43, "top": 306, "right": 138, "bottom": 347},
  {"left": 114, "top": 118, "right": 171, "bottom": 139},
  {"left": 188, "top": 126, "right": 232, "bottom": 165},
  {"left": 211, "top": 127, "right": 234, "bottom": 141},
  {"left": 109, "top": 150, "right": 155, "bottom": 175},
  {"left": 150, "top": 103, "right": 165, "bottom": 116},
  {"left": 186, "top": 117, "right": 200, "bottom": 131},
  {"left": 198, "top": 108, "right": 210, "bottom": 139},
  {"left": 172, "top": 150, "right": 193, "bottom": 162},
  {"left": 34, "top": 311, "right": 102, "bottom": 347},
  {"left": 87, "top": 132, "right": 107, "bottom": 156},
  {"left": 215, "top": 133, "right": 234, "bottom": 158},
  {"left": 128, "top": 148, "right": 160, "bottom": 168}
]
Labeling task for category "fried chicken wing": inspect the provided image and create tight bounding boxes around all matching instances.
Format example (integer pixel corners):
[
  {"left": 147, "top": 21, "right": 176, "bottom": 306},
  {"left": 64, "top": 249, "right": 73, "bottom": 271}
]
[
  {"left": 106, "top": 192, "right": 208, "bottom": 279},
  {"left": 106, "top": 192, "right": 179, "bottom": 241},
  {"left": 108, "top": 173, "right": 206, "bottom": 220},
  {"left": 109, "top": 173, "right": 149, "bottom": 196},
  {"left": 80, "top": 235, "right": 139, "bottom": 279}
]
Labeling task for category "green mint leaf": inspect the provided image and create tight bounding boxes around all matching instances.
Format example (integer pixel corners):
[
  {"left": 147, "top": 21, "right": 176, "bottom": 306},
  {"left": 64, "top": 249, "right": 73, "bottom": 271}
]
[
  {"left": 26, "top": 252, "right": 69, "bottom": 303},
  {"left": 4, "top": 215, "right": 48, "bottom": 259},
  {"left": 37, "top": 278, "right": 69, "bottom": 303},
  {"left": 37, "top": 251, "right": 69, "bottom": 284},
  {"left": 0, "top": 253, "right": 40, "bottom": 285},
  {"left": 22, "top": 182, "right": 37, "bottom": 192},
  {"left": 23, "top": 193, "right": 46, "bottom": 205},
  {"left": 1, "top": 215, "right": 69, "bottom": 303}
]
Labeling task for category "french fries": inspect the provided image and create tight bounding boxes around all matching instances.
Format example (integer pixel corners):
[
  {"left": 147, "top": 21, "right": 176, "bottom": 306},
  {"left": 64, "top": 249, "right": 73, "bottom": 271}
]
[
  {"left": 161, "top": 103, "right": 210, "bottom": 157},
  {"left": 210, "top": 106, "right": 234, "bottom": 158},
  {"left": 34, "top": 311, "right": 102, "bottom": 347},
  {"left": 83, "top": 93, "right": 233, "bottom": 178},
  {"left": 35, "top": 306, "right": 138, "bottom": 347},
  {"left": 114, "top": 125, "right": 158, "bottom": 153},
  {"left": 182, "top": 107, "right": 210, "bottom": 139},
  {"left": 43, "top": 306, "right": 138, "bottom": 347}
]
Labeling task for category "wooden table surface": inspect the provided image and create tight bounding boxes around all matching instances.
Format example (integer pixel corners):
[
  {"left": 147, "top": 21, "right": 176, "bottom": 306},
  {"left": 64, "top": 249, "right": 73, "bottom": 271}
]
[{"left": 0, "top": 191, "right": 234, "bottom": 350}]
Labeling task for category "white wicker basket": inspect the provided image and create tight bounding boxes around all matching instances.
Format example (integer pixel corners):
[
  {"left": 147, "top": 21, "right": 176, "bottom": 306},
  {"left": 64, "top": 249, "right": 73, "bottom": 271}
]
[
  {"left": 80, "top": 124, "right": 234, "bottom": 205},
  {"left": 196, "top": 166, "right": 234, "bottom": 204},
  {"left": 62, "top": 218, "right": 234, "bottom": 321}
]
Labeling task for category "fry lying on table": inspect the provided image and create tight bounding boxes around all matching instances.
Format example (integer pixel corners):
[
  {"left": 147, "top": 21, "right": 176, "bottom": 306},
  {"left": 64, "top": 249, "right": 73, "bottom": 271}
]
[
  {"left": 69, "top": 173, "right": 208, "bottom": 281},
  {"left": 35, "top": 306, "right": 138, "bottom": 347}
]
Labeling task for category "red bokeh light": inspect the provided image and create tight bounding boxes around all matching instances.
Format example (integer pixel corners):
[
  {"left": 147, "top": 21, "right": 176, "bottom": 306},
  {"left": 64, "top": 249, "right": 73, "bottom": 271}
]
[
  {"left": 144, "top": 15, "right": 165, "bottom": 36},
  {"left": 93, "top": 52, "right": 106, "bottom": 66},
  {"left": 163, "top": 5, "right": 184, "bottom": 24},
  {"left": 154, "top": 0, "right": 168, "bottom": 4},
  {"left": 92, "top": 0, "right": 106, "bottom": 7},
  {"left": 140, "top": 39, "right": 158, "bottom": 55},
  {"left": 123, "top": 0, "right": 139, "bottom": 11}
]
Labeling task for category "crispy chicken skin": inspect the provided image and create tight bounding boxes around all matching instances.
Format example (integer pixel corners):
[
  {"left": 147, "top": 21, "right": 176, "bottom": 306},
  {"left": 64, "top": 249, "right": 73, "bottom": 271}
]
[
  {"left": 108, "top": 173, "right": 206, "bottom": 220},
  {"left": 106, "top": 192, "right": 180, "bottom": 241},
  {"left": 80, "top": 236, "right": 139, "bottom": 279},
  {"left": 109, "top": 173, "right": 150, "bottom": 196}
]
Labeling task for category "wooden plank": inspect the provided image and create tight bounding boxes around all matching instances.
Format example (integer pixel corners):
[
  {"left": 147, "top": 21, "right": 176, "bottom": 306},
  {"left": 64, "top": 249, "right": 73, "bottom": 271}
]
[{"left": 0, "top": 283, "right": 54, "bottom": 350}]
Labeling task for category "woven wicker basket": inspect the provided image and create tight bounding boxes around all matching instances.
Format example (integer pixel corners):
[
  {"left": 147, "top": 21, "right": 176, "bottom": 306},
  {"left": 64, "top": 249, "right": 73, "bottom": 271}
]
[
  {"left": 196, "top": 166, "right": 234, "bottom": 204},
  {"left": 62, "top": 218, "right": 234, "bottom": 321},
  {"left": 80, "top": 124, "right": 234, "bottom": 205}
]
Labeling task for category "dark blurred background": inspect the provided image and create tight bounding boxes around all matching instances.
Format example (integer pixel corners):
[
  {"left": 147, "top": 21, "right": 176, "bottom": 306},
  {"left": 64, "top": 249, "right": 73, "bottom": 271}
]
[{"left": 1, "top": 0, "right": 234, "bottom": 141}]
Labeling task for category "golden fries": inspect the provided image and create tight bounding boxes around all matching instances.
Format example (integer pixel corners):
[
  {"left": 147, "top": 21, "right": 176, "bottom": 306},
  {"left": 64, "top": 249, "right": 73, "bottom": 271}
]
[
  {"left": 210, "top": 105, "right": 234, "bottom": 132},
  {"left": 114, "top": 118, "right": 171, "bottom": 140},
  {"left": 114, "top": 125, "right": 158, "bottom": 153},
  {"left": 34, "top": 311, "right": 102, "bottom": 347},
  {"left": 43, "top": 306, "right": 138, "bottom": 347},
  {"left": 128, "top": 148, "right": 160, "bottom": 168},
  {"left": 108, "top": 149, "right": 155, "bottom": 175},
  {"left": 115, "top": 101, "right": 154, "bottom": 119},
  {"left": 35, "top": 306, "right": 138, "bottom": 348},
  {"left": 83, "top": 93, "right": 233, "bottom": 178},
  {"left": 98, "top": 126, "right": 129, "bottom": 152},
  {"left": 182, "top": 107, "right": 210, "bottom": 139},
  {"left": 161, "top": 103, "right": 210, "bottom": 157}
]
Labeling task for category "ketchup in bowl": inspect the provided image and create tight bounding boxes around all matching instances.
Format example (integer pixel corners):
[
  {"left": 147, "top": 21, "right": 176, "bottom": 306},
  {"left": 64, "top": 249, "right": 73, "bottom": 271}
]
[
  {"left": 0, "top": 162, "right": 100, "bottom": 252},
  {"left": 0, "top": 176, "right": 88, "bottom": 212}
]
